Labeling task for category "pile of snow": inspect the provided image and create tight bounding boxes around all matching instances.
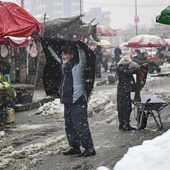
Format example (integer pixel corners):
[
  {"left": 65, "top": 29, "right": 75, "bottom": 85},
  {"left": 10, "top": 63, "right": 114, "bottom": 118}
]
[
  {"left": 97, "top": 129, "right": 170, "bottom": 170},
  {"left": 113, "top": 129, "right": 170, "bottom": 170},
  {"left": 37, "top": 89, "right": 116, "bottom": 118}
]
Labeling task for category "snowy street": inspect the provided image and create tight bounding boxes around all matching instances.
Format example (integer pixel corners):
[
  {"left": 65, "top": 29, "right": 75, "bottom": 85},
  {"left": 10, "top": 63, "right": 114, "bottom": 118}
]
[
  {"left": 1, "top": 1, "right": 170, "bottom": 170},
  {"left": 0, "top": 64, "right": 170, "bottom": 170}
]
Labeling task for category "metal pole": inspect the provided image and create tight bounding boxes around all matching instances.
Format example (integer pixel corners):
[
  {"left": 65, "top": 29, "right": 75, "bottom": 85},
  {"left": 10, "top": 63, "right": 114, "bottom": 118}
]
[
  {"left": 21, "top": 0, "right": 24, "bottom": 8},
  {"left": 135, "top": 0, "right": 138, "bottom": 35},
  {"left": 80, "top": 0, "right": 82, "bottom": 20},
  {"left": 42, "top": 0, "right": 44, "bottom": 15}
]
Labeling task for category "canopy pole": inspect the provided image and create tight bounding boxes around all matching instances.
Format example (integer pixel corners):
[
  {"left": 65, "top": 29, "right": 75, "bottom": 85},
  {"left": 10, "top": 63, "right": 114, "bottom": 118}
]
[
  {"left": 135, "top": 0, "right": 138, "bottom": 35},
  {"left": 32, "top": 41, "right": 41, "bottom": 98},
  {"left": 26, "top": 46, "right": 29, "bottom": 75},
  {"left": 100, "top": 35, "right": 101, "bottom": 45},
  {"left": 32, "top": 13, "right": 46, "bottom": 98},
  {"left": 80, "top": 0, "right": 82, "bottom": 20}
]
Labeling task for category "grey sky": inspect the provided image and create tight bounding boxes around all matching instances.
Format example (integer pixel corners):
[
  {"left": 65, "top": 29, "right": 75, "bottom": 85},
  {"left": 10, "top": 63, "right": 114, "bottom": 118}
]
[
  {"left": 3, "top": 0, "right": 170, "bottom": 30},
  {"left": 83, "top": 0, "right": 170, "bottom": 29}
]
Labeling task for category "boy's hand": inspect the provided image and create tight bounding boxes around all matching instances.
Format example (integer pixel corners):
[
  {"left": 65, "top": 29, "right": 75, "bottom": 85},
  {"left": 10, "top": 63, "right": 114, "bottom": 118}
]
[{"left": 30, "top": 31, "right": 41, "bottom": 42}]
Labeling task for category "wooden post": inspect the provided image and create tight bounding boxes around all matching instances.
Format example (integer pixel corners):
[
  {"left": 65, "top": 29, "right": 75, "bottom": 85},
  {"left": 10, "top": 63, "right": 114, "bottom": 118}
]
[{"left": 21, "top": 0, "right": 24, "bottom": 8}]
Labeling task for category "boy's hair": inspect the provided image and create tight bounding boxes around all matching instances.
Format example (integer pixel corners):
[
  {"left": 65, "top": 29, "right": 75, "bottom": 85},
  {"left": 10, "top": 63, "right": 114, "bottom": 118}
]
[{"left": 61, "top": 43, "right": 76, "bottom": 54}]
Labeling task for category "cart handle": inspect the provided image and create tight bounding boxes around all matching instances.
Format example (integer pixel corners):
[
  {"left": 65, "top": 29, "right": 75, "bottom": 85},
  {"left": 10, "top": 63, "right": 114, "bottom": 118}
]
[
  {"left": 146, "top": 98, "right": 151, "bottom": 104},
  {"left": 158, "top": 101, "right": 170, "bottom": 112}
]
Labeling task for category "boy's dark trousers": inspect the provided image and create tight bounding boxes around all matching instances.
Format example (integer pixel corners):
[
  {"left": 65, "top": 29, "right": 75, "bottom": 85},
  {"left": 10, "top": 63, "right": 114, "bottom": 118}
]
[{"left": 64, "top": 96, "right": 94, "bottom": 149}]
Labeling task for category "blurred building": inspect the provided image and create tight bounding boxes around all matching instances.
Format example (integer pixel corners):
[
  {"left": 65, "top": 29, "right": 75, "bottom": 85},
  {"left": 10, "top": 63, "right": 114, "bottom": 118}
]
[
  {"left": 23, "top": 0, "right": 82, "bottom": 19},
  {"left": 83, "top": 7, "right": 111, "bottom": 27},
  {"left": 23, "top": 1, "right": 111, "bottom": 27},
  {"left": 150, "top": 24, "right": 170, "bottom": 39},
  {"left": 113, "top": 23, "right": 170, "bottom": 46}
]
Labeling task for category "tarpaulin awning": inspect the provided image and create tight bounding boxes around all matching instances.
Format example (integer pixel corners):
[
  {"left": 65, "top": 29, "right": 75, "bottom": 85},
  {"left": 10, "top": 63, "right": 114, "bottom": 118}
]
[
  {"left": 164, "top": 38, "right": 170, "bottom": 46},
  {"left": 156, "top": 5, "right": 170, "bottom": 25},
  {"left": 119, "top": 42, "right": 128, "bottom": 48},
  {"left": 97, "top": 26, "right": 116, "bottom": 36},
  {"left": 3, "top": 36, "right": 32, "bottom": 47},
  {"left": 97, "top": 40, "right": 112, "bottom": 47},
  {"left": 44, "top": 15, "right": 98, "bottom": 41},
  {"left": 125, "top": 34, "right": 168, "bottom": 48},
  {"left": 0, "top": 1, "right": 42, "bottom": 47}
]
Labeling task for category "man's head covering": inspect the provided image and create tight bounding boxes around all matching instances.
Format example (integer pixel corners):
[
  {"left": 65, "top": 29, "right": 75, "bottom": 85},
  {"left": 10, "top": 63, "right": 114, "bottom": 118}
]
[
  {"left": 61, "top": 42, "right": 77, "bottom": 54},
  {"left": 117, "top": 55, "right": 132, "bottom": 66}
]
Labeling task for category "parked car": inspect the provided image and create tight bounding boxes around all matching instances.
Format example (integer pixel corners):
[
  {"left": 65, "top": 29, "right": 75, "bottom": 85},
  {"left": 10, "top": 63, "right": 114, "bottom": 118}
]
[
  {"left": 121, "top": 47, "right": 132, "bottom": 56},
  {"left": 163, "top": 48, "right": 170, "bottom": 63},
  {"left": 145, "top": 48, "right": 157, "bottom": 57}
]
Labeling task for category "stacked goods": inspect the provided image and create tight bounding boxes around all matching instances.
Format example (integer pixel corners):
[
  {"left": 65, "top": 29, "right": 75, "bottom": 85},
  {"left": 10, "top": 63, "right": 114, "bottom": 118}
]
[{"left": 0, "top": 73, "right": 15, "bottom": 126}]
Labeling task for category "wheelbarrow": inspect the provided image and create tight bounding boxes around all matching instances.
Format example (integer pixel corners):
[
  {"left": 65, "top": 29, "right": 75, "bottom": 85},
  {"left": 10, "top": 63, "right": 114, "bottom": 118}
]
[{"left": 132, "top": 94, "right": 170, "bottom": 130}]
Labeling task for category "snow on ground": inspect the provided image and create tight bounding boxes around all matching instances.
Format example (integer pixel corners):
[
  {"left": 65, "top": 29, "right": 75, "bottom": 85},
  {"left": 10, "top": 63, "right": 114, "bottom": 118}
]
[
  {"left": 113, "top": 129, "right": 170, "bottom": 170},
  {"left": 0, "top": 63, "right": 170, "bottom": 170},
  {"left": 10, "top": 124, "right": 51, "bottom": 131},
  {"left": 35, "top": 63, "right": 170, "bottom": 119},
  {"left": 97, "top": 63, "right": 170, "bottom": 170},
  {"left": 96, "top": 129, "right": 170, "bottom": 170},
  {"left": 37, "top": 89, "right": 117, "bottom": 118},
  {"left": 31, "top": 62, "right": 170, "bottom": 170},
  {"left": 0, "top": 135, "right": 66, "bottom": 169}
]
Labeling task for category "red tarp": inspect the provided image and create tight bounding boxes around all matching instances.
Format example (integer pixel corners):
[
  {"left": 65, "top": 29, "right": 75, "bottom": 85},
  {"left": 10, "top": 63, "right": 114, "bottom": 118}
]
[
  {"left": 125, "top": 34, "right": 168, "bottom": 48},
  {"left": 97, "top": 26, "right": 116, "bottom": 36},
  {"left": 43, "top": 15, "right": 98, "bottom": 41},
  {"left": 0, "top": 1, "right": 42, "bottom": 47}
]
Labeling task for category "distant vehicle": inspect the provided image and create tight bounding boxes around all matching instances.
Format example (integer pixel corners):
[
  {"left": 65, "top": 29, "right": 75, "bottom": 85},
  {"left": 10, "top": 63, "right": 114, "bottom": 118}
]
[
  {"left": 145, "top": 48, "right": 157, "bottom": 57},
  {"left": 121, "top": 47, "right": 132, "bottom": 56},
  {"left": 163, "top": 48, "right": 170, "bottom": 63}
]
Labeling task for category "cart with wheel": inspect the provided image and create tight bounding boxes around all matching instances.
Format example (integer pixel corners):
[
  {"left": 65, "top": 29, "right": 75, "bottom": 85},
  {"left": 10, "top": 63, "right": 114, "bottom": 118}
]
[{"left": 132, "top": 94, "right": 170, "bottom": 130}]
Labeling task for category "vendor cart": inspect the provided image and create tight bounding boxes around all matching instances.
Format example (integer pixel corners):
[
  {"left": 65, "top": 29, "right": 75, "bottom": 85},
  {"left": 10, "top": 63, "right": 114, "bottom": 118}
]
[{"left": 132, "top": 94, "right": 170, "bottom": 130}]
